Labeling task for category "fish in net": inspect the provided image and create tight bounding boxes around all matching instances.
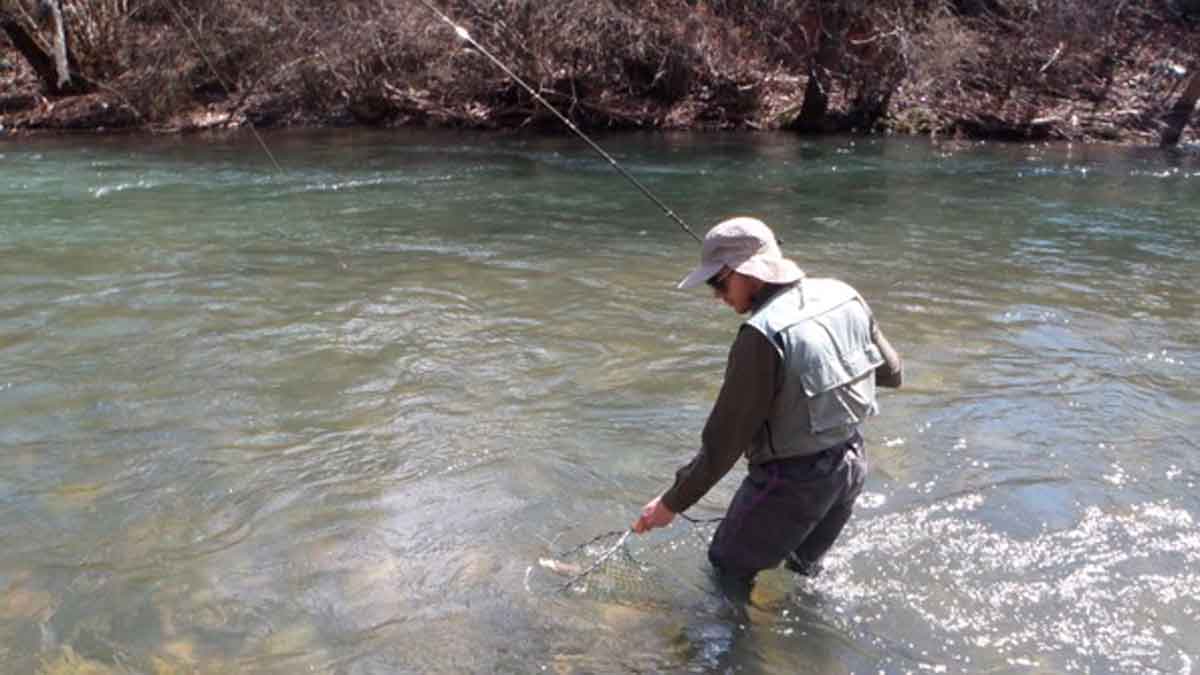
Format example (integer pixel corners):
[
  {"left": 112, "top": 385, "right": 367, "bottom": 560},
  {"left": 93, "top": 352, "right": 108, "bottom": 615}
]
[{"left": 526, "top": 518, "right": 721, "bottom": 606}]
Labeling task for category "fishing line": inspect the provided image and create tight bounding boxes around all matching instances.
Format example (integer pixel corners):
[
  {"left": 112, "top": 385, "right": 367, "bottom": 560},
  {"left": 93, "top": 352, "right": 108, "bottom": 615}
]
[
  {"left": 163, "top": 1, "right": 364, "bottom": 272},
  {"left": 530, "top": 514, "right": 724, "bottom": 604},
  {"left": 532, "top": 508, "right": 724, "bottom": 598},
  {"left": 166, "top": 0, "right": 699, "bottom": 242},
  {"left": 413, "top": 0, "right": 723, "bottom": 599},
  {"left": 162, "top": 0, "right": 283, "bottom": 173},
  {"left": 552, "top": 504, "right": 720, "bottom": 583},
  {"left": 164, "top": 0, "right": 714, "bottom": 601},
  {"left": 416, "top": 0, "right": 703, "bottom": 244}
]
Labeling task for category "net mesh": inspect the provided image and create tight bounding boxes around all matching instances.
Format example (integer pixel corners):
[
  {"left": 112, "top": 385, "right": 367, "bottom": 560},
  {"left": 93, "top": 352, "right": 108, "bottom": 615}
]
[{"left": 527, "top": 519, "right": 721, "bottom": 606}]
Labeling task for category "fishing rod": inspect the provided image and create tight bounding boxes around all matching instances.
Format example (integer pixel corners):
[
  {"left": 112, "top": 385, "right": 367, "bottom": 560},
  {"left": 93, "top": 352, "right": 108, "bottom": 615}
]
[{"left": 416, "top": 0, "right": 702, "bottom": 244}]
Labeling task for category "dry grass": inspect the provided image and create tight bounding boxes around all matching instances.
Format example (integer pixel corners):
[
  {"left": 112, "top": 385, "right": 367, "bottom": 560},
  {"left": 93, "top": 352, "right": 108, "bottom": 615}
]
[{"left": 1, "top": 0, "right": 1195, "bottom": 140}]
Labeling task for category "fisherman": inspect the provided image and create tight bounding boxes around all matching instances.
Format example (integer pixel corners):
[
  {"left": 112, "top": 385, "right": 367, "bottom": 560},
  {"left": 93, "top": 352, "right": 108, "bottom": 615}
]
[{"left": 632, "top": 217, "right": 902, "bottom": 590}]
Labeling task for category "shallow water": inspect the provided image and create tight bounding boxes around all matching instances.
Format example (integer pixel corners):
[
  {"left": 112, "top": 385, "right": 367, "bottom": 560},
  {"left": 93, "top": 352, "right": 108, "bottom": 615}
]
[{"left": 2, "top": 130, "right": 1198, "bottom": 674}]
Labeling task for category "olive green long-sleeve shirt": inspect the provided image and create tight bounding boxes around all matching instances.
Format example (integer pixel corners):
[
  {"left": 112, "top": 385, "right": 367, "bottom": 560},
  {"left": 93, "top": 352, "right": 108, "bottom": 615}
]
[{"left": 661, "top": 288, "right": 902, "bottom": 514}]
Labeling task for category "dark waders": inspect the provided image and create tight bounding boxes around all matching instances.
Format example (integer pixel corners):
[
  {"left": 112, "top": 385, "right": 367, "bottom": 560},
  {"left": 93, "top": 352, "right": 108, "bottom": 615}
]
[{"left": 707, "top": 434, "right": 868, "bottom": 593}]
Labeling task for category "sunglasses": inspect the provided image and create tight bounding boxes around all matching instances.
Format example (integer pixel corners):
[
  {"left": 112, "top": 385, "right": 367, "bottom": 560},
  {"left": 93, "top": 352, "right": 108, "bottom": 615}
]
[{"left": 706, "top": 268, "right": 733, "bottom": 293}]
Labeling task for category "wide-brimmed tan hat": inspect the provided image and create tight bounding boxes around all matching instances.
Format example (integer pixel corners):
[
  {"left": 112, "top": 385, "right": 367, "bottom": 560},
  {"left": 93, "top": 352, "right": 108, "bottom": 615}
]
[{"left": 677, "top": 217, "right": 804, "bottom": 289}]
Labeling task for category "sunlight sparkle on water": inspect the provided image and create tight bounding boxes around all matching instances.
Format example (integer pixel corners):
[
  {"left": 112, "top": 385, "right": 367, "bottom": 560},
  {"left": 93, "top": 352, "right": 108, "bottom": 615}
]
[
  {"left": 814, "top": 498, "right": 1199, "bottom": 672},
  {"left": 1103, "top": 462, "right": 1129, "bottom": 486}
]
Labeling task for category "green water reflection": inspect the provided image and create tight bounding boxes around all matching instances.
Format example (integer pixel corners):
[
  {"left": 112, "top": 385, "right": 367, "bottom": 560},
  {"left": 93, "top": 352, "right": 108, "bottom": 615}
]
[{"left": 1, "top": 131, "right": 1198, "bottom": 674}]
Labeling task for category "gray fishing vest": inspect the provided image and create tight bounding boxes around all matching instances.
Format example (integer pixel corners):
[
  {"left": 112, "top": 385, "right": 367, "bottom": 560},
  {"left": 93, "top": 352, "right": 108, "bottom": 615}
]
[{"left": 743, "top": 279, "right": 883, "bottom": 463}]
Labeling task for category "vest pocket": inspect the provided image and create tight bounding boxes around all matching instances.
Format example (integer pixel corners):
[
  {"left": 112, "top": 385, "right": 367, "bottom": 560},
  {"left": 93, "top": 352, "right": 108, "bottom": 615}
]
[
  {"left": 805, "top": 372, "right": 877, "bottom": 433},
  {"left": 800, "top": 345, "right": 880, "bottom": 433}
]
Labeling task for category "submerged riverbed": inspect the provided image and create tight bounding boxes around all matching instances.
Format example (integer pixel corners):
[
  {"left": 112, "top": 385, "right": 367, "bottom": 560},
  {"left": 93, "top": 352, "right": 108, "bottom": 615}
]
[{"left": 2, "top": 131, "right": 1198, "bottom": 673}]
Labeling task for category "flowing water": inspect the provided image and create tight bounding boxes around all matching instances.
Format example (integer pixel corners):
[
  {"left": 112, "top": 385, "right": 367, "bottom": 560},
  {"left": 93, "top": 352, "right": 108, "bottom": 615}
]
[{"left": 1, "top": 130, "right": 1198, "bottom": 674}]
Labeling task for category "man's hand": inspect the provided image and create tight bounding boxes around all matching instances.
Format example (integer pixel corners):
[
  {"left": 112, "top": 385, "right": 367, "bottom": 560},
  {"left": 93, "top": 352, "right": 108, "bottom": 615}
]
[{"left": 632, "top": 494, "right": 676, "bottom": 534}]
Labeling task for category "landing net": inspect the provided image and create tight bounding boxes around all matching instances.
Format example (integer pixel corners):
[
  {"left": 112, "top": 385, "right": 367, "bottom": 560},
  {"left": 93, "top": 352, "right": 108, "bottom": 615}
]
[{"left": 525, "top": 517, "right": 721, "bottom": 606}]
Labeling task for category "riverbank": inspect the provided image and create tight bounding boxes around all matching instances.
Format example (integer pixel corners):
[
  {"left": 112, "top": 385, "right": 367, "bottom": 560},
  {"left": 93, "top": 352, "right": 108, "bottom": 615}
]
[{"left": 2, "top": 1, "right": 1197, "bottom": 145}]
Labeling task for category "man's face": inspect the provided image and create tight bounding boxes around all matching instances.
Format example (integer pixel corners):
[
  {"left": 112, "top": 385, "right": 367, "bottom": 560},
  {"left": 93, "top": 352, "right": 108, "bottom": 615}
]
[{"left": 707, "top": 268, "right": 761, "bottom": 314}]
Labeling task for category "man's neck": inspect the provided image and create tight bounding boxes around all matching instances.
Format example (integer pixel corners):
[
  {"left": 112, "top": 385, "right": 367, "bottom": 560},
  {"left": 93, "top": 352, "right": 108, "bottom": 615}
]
[{"left": 750, "top": 282, "right": 797, "bottom": 312}]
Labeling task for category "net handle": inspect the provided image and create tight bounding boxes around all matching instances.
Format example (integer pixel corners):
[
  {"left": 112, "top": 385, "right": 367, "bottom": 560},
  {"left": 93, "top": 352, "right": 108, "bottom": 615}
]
[{"left": 557, "top": 529, "right": 632, "bottom": 592}]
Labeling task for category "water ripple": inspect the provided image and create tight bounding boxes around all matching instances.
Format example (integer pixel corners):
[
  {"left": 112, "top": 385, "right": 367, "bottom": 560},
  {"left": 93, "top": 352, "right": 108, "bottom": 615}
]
[{"left": 3, "top": 132, "right": 1199, "bottom": 674}]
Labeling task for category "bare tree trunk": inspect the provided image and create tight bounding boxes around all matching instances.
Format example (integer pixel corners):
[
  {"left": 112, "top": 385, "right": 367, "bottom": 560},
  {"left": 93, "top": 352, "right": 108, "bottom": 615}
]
[
  {"left": 792, "top": 63, "right": 831, "bottom": 132},
  {"left": 44, "top": 0, "right": 70, "bottom": 90},
  {"left": 1, "top": 10, "right": 58, "bottom": 89},
  {"left": 1161, "top": 69, "right": 1200, "bottom": 147},
  {"left": 790, "top": 10, "right": 843, "bottom": 134},
  {"left": 0, "top": 1, "right": 88, "bottom": 95}
]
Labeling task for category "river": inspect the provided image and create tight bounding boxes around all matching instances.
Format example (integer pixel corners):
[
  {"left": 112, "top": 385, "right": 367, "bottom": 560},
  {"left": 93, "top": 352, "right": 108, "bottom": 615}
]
[{"left": 2, "top": 130, "right": 1198, "bottom": 674}]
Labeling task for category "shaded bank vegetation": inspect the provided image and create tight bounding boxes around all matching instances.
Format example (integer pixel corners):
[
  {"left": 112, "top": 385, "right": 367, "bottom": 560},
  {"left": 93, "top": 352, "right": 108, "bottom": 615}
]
[{"left": 2, "top": 0, "right": 1198, "bottom": 145}]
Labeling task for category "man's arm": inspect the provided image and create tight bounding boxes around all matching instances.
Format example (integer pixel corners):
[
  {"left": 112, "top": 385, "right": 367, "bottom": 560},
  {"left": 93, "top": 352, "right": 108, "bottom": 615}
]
[
  {"left": 635, "top": 327, "right": 778, "bottom": 532},
  {"left": 661, "top": 327, "right": 779, "bottom": 512},
  {"left": 872, "top": 322, "right": 903, "bottom": 388}
]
